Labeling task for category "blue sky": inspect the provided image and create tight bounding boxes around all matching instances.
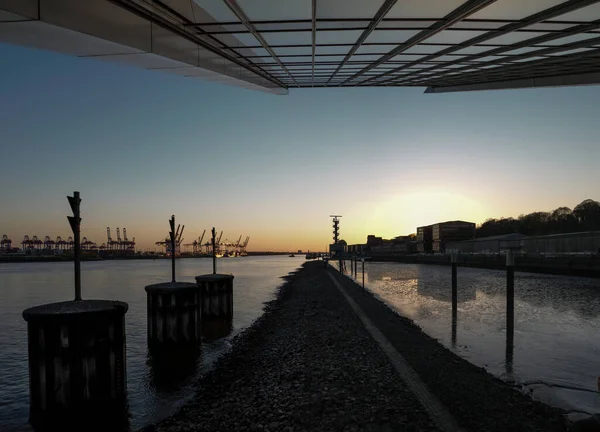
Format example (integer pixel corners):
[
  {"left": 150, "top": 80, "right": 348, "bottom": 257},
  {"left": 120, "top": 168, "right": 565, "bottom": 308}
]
[{"left": 1, "top": 42, "right": 599, "bottom": 251}]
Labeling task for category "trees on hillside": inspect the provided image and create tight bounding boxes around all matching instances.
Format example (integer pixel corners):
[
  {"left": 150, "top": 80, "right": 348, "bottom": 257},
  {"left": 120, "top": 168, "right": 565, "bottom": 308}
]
[{"left": 475, "top": 199, "right": 600, "bottom": 238}]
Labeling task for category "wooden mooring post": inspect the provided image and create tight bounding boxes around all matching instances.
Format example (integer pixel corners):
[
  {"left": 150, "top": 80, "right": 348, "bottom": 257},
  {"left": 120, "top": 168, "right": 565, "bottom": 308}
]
[
  {"left": 22, "top": 191, "right": 129, "bottom": 431},
  {"left": 145, "top": 216, "right": 201, "bottom": 351}
]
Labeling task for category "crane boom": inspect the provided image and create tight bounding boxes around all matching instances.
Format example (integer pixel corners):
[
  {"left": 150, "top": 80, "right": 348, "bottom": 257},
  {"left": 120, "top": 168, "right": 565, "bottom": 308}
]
[
  {"left": 217, "top": 230, "right": 223, "bottom": 244},
  {"left": 199, "top": 229, "right": 206, "bottom": 245},
  {"left": 123, "top": 228, "right": 128, "bottom": 241},
  {"left": 236, "top": 235, "right": 242, "bottom": 247},
  {"left": 178, "top": 225, "right": 185, "bottom": 244},
  {"left": 106, "top": 227, "right": 112, "bottom": 242},
  {"left": 116, "top": 228, "right": 121, "bottom": 242}
]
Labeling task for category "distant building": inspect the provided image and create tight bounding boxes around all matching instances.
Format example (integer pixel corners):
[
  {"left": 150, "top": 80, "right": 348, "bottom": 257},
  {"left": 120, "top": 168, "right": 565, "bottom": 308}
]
[
  {"left": 417, "top": 225, "right": 433, "bottom": 253},
  {"left": 446, "top": 230, "right": 600, "bottom": 254},
  {"left": 432, "top": 220, "right": 476, "bottom": 253},
  {"left": 446, "top": 233, "right": 525, "bottom": 254},
  {"left": 522, "top": 231, "right": 600, "bottom": 254}
]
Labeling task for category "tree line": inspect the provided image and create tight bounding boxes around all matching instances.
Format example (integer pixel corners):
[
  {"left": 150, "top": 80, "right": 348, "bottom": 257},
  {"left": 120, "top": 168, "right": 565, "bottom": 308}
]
[{"left": 476, "top": 199, "right": 600, "bottom": 238}]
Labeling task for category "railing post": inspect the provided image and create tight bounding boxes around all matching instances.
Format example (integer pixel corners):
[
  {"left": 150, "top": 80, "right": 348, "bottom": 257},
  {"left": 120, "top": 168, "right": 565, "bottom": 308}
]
[
  {"left": 506, "top": 250, "right": 515, "bottom": 340},
  {"left": 451, "top": 252, "right": 458, "bottom": 314},
  {"left": 362, "top": 257, "right": 365, "bottom": 288}
]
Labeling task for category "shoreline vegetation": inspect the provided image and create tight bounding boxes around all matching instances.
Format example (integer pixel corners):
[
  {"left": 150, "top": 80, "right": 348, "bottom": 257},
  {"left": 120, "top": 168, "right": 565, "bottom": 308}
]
[{"left": 143, "top": 261, "right": 568, "bottom": 432}]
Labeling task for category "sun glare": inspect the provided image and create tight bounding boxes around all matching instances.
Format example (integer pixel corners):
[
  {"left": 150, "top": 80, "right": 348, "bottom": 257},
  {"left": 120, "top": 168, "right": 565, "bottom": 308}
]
[{"left": 367, "top": 191, "right": 488, "bottom": 238}]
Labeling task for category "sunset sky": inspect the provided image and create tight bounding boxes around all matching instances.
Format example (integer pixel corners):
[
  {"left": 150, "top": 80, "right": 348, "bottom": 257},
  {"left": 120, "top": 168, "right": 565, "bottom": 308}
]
[{"left": 1, "top": 43, "right": 599, "bottom": 252}]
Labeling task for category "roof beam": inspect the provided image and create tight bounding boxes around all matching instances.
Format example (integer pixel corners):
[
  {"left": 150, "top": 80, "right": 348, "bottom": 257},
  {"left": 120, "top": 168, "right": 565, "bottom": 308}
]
[
  {"left": 418, "top": 49, "right": 600, "bottom": 87},
  {"left": 325, "top": 0, "right": 398, "bottom": 86},
  {"left": 425, "top": 71, "right": 600, "bottom": 93},
  {"left": 111, "top": 0, "right": 287, "bottom": 90},
  {"left": 367, "top": 0, "right": 600, "bottom": 86},
  {"left": 222, "top": 0, "right": 299, "bottom": 87},
  {"left": 338, "top": 0, "right": 498, "bottom": 86},
  {"left": 396, "top": 30, "right": 600, "bottom": 86}
]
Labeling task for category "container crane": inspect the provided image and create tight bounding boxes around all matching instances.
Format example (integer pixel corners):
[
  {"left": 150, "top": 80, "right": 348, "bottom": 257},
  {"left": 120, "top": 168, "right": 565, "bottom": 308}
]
[
  {"left": 44, "top": 236, "right": 54, "bottom": 250},
  {"left": 22, "top": 235, "right": 31, "bottom": 251},
  {"left": 123, "top": 228, "right": 135, "bottom": 251},
  {"left": 191, "top": 230, "right": 206, "bottom": 255},
  {"left": 240, "top": 236, "right": 250, "bottom": 256},
  {"left": 122, "top": 228, "right": 129, "bottom": 250},
  {"left": 1, "top": 234, "right": 11, "bottom": 252},
  {"left": 31, "top": 235, "right": 42, "bottom": 249},
  {"left": 116, "top": 228, "right": 122, "bottom": 251},
  {"left": 107, "top": 227, "right": 113, "bottom": 251},
  {"left": 177, "top": 225, "right": 185, "bottom": 255},
  {"left": 55, "top": 236, "right": 66, "bottom": 250}
]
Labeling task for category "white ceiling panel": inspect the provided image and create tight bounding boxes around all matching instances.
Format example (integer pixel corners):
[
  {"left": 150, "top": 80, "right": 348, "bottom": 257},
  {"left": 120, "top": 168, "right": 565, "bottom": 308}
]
[
  {"left": 317, "top": 0, "right": 385, "bottom": 19},
  {"left": 238, "top": 0, "right": 311, "bottom": 21},
  {"left": 469, "top": 0, "right": 566, "bottom": 20},
  {"left": 386, "top": 0, "right": 466, "bottom": 18}
]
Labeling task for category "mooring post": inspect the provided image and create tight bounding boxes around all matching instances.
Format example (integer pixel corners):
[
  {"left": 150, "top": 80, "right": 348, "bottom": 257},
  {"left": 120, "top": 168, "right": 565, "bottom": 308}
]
[
  {"left": 451, "top": 252, "right": 458, "bottom": 314},
  {"left": 145, "top": 215, "right": 201, "bottom": 352},
  {"left": 212, "top": 227, "right": 217, "bottom": 275},
  {"left": 23, "top": 192, "right": 129, "bottom": 431},
  {"left": 362, "top": 257, "right": 365, "bottom": 288},
  {"left": 67, "top": 191, "right": 82, "bottom": 301},
  {"left": 506, "top": 250, "right": 515, "bottom": 341},
  {"left": 195, "top": 274, "right": 234, "bottom": 339},
  {"left": 170, "top": 216, "right": 176, "bottom": 282}
]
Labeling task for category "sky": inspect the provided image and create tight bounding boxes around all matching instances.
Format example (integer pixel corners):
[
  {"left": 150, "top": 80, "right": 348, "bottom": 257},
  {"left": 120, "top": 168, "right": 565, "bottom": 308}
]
[{"left": 1, "top": 42, "right": 599, "bottom": 252}]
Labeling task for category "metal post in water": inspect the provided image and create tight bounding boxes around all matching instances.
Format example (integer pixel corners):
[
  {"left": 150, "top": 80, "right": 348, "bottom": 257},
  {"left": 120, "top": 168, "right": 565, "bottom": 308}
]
[
  {"left": 362, "top": 257, "right": 365, "bottom": 288},
  {"left": 67, "top": 191, "right": 82, "bottom": 301},
  {"left": 506, "top": 250, "right": 515, "bottom": 341},
  {"left": 212, "top": 227, "right": 217, "bottom": 275},
  {"left": 169, "top": 216, "right": 176, "bottom": 283},
  {"left": 451, "top": 252, "right": 458, "bottom": 314}
]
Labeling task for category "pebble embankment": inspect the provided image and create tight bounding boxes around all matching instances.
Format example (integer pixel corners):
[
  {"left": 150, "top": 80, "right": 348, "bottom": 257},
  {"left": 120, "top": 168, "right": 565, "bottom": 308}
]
[{"left": 145, "top": 261, "right": 569, "bottom": 432}]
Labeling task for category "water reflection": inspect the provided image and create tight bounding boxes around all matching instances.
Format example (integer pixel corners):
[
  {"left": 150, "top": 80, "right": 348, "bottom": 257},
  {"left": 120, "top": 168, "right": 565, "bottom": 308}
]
[
  {"left": 0, "top": 256, "right": 303, "bottom": 431},
  {"left": 147, "top": 346, "right": 201, "bottom": 393},
  {"left": 363, "top": 262, "right": 600, "bottom": 416},
  {"left": 202, "top": 317, "right": 234, "bottom": 341},
  {"left": 451, "top": 308, "right": 457, "bottom": 348}
]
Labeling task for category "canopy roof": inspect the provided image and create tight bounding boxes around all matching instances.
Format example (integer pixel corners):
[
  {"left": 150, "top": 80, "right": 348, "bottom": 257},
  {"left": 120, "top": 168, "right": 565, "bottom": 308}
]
[{"left": 1, "top": 0, "right": 600, "bottom": 94}]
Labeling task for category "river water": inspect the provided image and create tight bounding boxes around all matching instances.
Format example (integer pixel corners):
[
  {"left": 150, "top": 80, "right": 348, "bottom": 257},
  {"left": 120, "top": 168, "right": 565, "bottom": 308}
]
[
  {"left": 348, "top": 261, "right": 600, "bottom": 418},
  {"left": 0, "top": 256, "right": 303, "bottom": 431}
]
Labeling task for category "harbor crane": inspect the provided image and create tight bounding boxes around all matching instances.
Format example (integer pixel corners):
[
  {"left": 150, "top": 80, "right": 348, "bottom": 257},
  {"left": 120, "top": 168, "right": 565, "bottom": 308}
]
[
  {"left": 116, "top": 228, "right": 122, "bottom": 250},
  {"left": 106, "top": 227, "right": 114, "bottom": 251},
  {"left": 193, "top": 229, "right": 206, "bottom": 255},
  {"left": 1, "top": 234, "right": 11, "bottom": 252}
]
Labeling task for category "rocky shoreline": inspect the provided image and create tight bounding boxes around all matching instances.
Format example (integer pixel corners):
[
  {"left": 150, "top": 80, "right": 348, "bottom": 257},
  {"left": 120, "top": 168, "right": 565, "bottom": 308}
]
[{"left": 143, "top": 261, "right": 570, "bottom": 432}]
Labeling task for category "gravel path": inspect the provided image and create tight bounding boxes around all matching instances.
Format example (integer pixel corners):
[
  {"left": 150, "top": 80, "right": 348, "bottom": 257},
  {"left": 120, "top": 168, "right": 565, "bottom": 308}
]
[
  {"left": 329, "top": 266, "right": 569, "bottom": 432},
  {"left": 145, "top": 262, "right": 438, "bottom": 432}
]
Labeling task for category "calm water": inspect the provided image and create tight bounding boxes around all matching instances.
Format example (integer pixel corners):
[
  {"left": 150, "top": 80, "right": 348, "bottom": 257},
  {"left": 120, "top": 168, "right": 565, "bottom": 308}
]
[
  {"left": 0, "top": 256, "right": 303, "bottom": 431},
  {"left": 348, "top": 261, "right": 600, "bottom": 417}
]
